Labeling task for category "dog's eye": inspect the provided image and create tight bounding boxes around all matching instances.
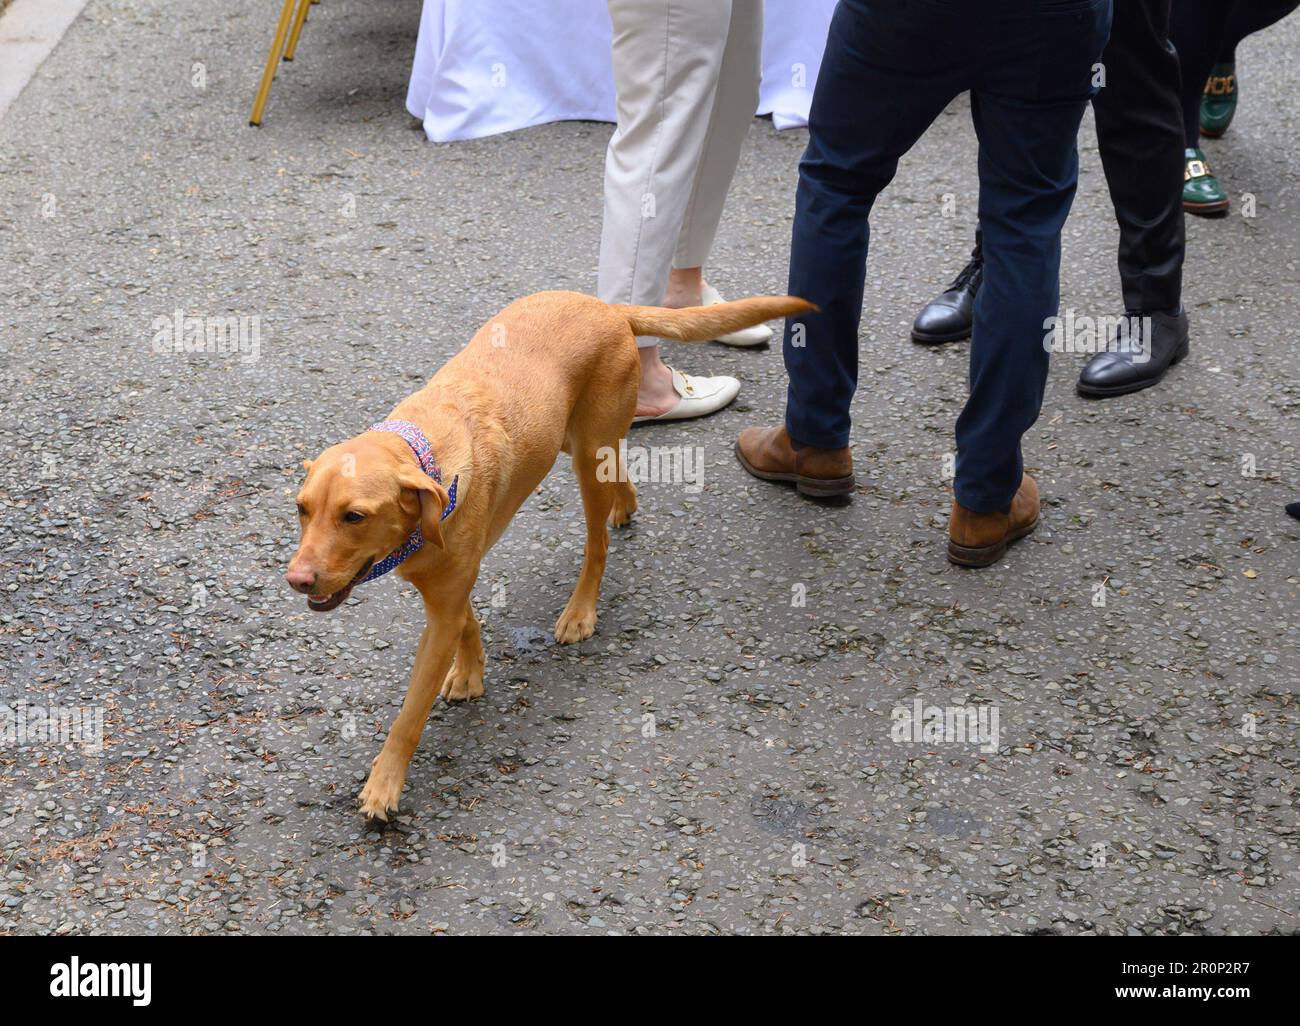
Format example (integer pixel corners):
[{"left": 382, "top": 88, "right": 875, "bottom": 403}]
[
  {"left": 343, "top": 511, "right": 366, "bottom": 524},
  {"left": 296, "top": 503, "right": 307, "bottom": 517}
]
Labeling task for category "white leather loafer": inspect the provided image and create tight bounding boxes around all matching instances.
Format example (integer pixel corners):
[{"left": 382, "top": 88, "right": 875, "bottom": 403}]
[{"left": 632, "top": 366, "right": 741, "bottom": 424}]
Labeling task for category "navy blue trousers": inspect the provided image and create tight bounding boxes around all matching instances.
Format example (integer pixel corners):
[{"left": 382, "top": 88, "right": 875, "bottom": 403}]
[{"left": 783, "top": 0, "right": 1112, "bottom": 512}]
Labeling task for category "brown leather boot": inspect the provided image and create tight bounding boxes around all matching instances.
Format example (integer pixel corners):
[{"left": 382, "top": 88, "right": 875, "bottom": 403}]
[
  {"left": 947, "top": 474, "right": 1040, "bottom": 568},
  {"left": 735, "top": 426, "right": 854, "bottom": 498}
]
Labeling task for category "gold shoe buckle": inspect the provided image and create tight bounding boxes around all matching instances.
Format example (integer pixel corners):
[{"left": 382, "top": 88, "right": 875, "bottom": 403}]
[{"left": 1205, "top": 75, "right": 1235, "bottom": 96}]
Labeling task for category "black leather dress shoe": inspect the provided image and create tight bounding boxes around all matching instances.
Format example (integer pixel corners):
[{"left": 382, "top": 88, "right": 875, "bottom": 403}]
[
  {"left": 1076, "top": 310, "right": 1189, "bottom": 398},
  {"left": 912, "top": 232, "right": 982, "bottom": 344},
  {"left": 1287, "top": 501, "right": 1300, "bottom": 521}
]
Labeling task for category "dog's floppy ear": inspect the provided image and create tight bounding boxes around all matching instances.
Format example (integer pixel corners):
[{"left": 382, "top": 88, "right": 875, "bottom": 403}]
[
  {"left": 301, "top": 459, "right": 315, "bottom": 475},
  {"left": 396, "top": 469, "right": 452, "bottom": 549}
]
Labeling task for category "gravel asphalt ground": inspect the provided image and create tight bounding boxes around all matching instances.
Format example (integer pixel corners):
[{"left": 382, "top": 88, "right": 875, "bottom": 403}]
[{"left": 1, "top": 0, "right": 1296, "bottom": 935}]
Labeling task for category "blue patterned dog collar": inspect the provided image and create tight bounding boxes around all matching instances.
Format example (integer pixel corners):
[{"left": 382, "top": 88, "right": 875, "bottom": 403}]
[{"left": 359, "top": 419, "right": 458, "bottom": 584}]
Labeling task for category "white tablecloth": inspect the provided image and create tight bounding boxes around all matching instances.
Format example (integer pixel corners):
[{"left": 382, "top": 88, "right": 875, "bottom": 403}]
[{"left": 406, "top": 0, "right": 839, "bottom": 143}]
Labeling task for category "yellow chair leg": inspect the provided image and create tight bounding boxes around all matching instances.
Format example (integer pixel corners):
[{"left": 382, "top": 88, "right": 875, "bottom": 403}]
[
  {"left": 249, "top": 0, "right": 298, "bottom": 126},
  {"left": 283, "top": 0, "right": 313, "bottom": 63}
]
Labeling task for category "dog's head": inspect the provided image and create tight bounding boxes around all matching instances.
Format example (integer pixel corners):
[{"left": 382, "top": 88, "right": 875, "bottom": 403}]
[{"left": 285, "top": 434, "right": 451, "bottom": 612}]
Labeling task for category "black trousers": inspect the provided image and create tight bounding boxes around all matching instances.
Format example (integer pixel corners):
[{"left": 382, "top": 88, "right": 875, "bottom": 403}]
[
  {"left": 1093, "top": 0, "right": 1185, "bottom": 315},
  {"left": 1172, "top": 0, "right": 1300, "bottom": 144}
]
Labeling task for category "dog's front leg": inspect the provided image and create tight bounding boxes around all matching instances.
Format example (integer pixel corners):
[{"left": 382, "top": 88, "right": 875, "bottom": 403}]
[{"left": 359, "top": 593, "right": 466, "bottom": 822}]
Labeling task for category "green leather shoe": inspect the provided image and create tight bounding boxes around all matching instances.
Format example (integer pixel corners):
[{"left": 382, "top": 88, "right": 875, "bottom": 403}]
[
  {"left": 1200, "top": 63, "right": 1237, "bottom": 139},
  {"left": 1184, "top": 148, "right": 1229, "bottom": 217}
]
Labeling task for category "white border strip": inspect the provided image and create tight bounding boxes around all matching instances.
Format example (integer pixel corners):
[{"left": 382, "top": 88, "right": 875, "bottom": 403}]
[{"left": 0, "top": 0, "right": 91, "bottom": 120}]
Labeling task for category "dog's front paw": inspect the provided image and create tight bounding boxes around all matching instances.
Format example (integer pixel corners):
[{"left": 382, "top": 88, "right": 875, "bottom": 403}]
[
  {"left": 554, "top": 604, "right": 597, "bottom": 644},
  {"left": 358, "top": 754, "right": 406, "bottom": 822},
  {"left": 440, "top": 658, "right": 485, "bottom": 701}
]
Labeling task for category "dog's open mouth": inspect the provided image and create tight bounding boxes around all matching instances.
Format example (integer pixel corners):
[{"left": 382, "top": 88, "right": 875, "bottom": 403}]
[{"left": 306, "top": 559, "right": 373, "bottom": 613}]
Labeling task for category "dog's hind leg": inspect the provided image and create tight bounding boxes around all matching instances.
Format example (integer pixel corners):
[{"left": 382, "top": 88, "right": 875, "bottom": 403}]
[
  {"left": 440, "top": 601, "right": 485, "bottom": 701},
  {"left": 555, "top": 340, "right": 637, "bottom": 643},
  {"left": 600, "top": 345, "right": 638, "bottom": 528},
  {"left": 555, "top": 444, "right": 615, "bottom": 644},
  {"left": 607, "top": 447, "right": 637, "bottom": 528}
]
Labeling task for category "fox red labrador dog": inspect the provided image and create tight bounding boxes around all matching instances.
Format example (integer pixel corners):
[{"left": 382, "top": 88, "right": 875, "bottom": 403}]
[{"left": 287, "top": 290, "right": 811, "bottom": 820}]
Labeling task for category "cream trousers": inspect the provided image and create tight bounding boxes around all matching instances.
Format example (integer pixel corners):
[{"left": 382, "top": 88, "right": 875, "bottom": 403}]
[{"left": 597, "top": 0, "right": 763, "bottom": 346}]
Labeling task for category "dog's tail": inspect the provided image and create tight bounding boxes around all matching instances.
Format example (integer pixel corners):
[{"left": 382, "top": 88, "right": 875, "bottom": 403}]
[{"left": 612, "top": 295, "right": 816, "bottom": 342}]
